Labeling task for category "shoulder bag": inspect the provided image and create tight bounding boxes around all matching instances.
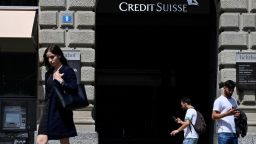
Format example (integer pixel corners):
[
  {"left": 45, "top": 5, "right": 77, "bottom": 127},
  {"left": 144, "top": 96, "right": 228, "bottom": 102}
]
[{"left": 54, "top": 83, "right": 89, "bottom": 110}]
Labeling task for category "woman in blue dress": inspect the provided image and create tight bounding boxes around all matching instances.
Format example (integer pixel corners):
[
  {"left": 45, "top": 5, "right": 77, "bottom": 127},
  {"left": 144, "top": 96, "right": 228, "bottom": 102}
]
[{"left": 37, "top": 44, "right": 77, "bottom": 144}]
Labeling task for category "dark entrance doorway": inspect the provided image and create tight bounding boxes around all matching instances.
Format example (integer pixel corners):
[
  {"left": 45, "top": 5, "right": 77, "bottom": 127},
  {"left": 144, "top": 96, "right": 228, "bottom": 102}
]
[{"left": 96, "top": 1, "right": 217, "bottom": 144}]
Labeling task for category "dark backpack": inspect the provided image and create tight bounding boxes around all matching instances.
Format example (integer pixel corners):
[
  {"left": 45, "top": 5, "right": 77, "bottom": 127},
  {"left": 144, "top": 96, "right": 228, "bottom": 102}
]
[
  {"left": 235, "top": 109, "right": 247, "bottom": 138},
  {"left": 191, "top": 110, "right": 206, "bottom": 135}
]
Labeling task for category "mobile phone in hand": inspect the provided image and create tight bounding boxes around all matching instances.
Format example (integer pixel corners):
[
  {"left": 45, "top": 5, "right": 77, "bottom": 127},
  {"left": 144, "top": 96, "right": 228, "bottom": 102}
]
[{"left": 171, "top": 116, "right": 177, "bottom": 122}]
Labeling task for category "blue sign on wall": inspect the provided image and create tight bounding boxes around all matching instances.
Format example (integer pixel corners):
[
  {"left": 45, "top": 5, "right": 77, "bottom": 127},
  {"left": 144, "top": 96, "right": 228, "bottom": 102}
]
[{"left": 62, "top": 15, "right": 72, "bottom": 23}]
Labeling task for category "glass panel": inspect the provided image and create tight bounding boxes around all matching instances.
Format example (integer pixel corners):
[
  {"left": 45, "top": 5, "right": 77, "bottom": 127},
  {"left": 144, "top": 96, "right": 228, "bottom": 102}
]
[{"left": 0, "top": 53, "right": 37, "bottom": 97}]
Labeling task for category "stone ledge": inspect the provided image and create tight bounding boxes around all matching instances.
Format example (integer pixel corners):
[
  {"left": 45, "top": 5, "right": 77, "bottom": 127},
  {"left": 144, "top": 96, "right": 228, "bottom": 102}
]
[
  {"left": 248, "top": 121, "right": 256, "bottom": 125},
  {"left": 239, "top": 105, "right": 256, "bottom": 112},
  {"left": 239, "top": 105, "right": 256, "bottom": 109},
  {"left": 73, "top": 108, "right": 95, "bottom": 125},
  {"left": 238, "top": 134, "right": 256, "bottom": 144}
]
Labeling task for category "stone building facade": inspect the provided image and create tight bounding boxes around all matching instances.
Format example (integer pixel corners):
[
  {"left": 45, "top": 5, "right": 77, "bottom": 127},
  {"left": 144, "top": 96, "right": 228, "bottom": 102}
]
[
  {"left": 0, "top": 0, "right": 252, "bottom": 143},
  {"left": 38, "top": 0, "right": 96, "bottom": 143},
  {"left": 37, "top": 0, "right": 256, "bottom": 143},
  {"left": 218, "top": 0, "right": 256, "bottom": 143}
]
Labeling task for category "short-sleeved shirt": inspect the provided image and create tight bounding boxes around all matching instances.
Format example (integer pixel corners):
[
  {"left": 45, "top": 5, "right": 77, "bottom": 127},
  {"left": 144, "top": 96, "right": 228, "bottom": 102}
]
[
  {"left": 213, "top": 95, "right": 238, "bottom": 133},
  {"left": 184, "top": 108, "right": 199, "bottom": 139}
]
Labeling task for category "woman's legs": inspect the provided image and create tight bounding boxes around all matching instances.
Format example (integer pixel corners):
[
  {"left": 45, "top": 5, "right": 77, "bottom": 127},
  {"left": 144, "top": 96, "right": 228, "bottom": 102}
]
[
  {"left": 36, "top": 134, "right": 48, "bottom": 144},
  {"left": 37, "top": 134, "right": 70, "bottom": 144},
  {"left": 60, "top": 138, "right": 70, "bottom": 144}
]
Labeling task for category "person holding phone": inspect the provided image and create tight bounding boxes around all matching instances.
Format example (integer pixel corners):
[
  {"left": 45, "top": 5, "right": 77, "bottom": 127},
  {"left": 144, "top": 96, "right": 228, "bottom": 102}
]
[
  {"left": 212, "top": 80, "right": 240, "bottom": 144},
  {"left": 170, "top": 97, "right": 198, "bottom": 144}
]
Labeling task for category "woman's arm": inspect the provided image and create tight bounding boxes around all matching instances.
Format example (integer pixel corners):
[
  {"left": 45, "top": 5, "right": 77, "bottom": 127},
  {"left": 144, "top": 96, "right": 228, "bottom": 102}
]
[{"left": 55, "top": 66, "right": 78, "bottom": 91}]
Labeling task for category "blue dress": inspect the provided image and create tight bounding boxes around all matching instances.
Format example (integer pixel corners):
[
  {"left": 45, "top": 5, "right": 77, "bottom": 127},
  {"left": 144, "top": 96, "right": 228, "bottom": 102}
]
[{"left": 38, "top": 65, "right": 77, "bottom": 140}]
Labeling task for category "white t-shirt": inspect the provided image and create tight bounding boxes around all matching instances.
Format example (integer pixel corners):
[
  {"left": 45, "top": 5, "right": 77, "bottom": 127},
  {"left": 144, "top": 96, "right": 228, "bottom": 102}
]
[
  {"left": 213, "top": 95, "right": 238, "bottom": 133},
  {"left": 184, "top": 108, "right": 199, "bottom": 138}
]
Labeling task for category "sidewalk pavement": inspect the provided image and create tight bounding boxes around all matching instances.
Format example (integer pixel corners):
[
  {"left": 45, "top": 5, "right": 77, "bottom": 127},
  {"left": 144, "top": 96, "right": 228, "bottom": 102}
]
[{"left": 47, "top": 125, "right": 98, "bottom": 144}]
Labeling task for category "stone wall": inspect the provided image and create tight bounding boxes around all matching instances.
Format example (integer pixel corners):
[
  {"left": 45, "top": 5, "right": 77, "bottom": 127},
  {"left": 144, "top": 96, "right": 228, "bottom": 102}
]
[
  {"left": 218, "top": 0, "right": 256, "bottom": 143},
  {"left": 38, "top": 0, "right": 96, "bottom": 128},
  {"left": 37, "top": 0, "right": 256, "bottom": 143}
]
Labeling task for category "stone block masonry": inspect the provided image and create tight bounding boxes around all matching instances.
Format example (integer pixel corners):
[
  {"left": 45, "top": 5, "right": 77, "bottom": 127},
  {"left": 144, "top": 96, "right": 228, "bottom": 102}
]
[
  {"left": 218, "top": 0, "right": 256, "bottom": 143},
  {"left": 38, "top": 0, "right": 96, "bottom": 136}
]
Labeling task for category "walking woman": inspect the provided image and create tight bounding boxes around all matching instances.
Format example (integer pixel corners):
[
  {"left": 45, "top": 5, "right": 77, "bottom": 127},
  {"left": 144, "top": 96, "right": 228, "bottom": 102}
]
[{"left": 37, "top": 44, "right": 77, "bottom": 144}]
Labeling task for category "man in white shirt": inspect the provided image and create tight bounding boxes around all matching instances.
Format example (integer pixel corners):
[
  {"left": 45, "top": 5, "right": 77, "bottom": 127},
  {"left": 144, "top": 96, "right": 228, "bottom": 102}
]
[
  {"left": 170, "top": 97, "right": 198, "bottom": 144},
  {"left": 212, "top": 80, "right": 240, "bottom": 144}
]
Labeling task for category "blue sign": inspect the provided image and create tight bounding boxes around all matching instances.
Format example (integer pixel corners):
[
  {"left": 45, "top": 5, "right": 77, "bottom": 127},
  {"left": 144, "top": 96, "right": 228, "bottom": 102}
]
[{"left": 62, "top": 15, "right": 72, "bottom": 23}]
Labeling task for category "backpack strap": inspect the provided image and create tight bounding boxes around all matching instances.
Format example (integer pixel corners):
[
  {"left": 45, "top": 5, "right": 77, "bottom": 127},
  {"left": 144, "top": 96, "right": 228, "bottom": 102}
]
[
  {"left": 189, "top": 119, "right": 196, "bottom": 133},
  {"left": 189, "top": 123, "right": 193, "bottom": 133},
  {"left": 188, "top": 108, "right": 195, "bottom": 133}
]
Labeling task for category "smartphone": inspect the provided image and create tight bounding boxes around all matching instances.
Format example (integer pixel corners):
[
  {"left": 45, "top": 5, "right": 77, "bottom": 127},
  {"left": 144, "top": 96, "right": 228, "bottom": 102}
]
[{"left": 171, "top": 116, "right": 177, "bottom": 122}]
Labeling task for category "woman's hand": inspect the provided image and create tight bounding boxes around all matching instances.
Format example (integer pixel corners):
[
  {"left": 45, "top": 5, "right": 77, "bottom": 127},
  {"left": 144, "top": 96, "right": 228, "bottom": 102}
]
[{"left": 53, "top": 70, "right": 64, "bottom": 84}]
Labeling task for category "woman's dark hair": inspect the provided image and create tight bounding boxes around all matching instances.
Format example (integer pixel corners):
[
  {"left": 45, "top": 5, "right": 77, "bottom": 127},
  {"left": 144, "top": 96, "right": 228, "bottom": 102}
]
[
  {"left": 180, "top": 97, "right": 191, "bottom": 105},
  {"left": 43, "top": 44, "right": 68, "bottom": 70}
]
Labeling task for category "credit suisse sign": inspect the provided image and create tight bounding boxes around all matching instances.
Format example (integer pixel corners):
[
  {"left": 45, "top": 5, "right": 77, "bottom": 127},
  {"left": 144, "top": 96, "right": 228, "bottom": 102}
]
[{"left": 97, "top": 0, "right": 209, "bottom": 14}]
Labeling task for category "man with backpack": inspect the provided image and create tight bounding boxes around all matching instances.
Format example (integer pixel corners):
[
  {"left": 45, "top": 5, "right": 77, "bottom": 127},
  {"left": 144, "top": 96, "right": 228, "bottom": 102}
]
[
  {"left": 170, "top": 97, "right": 199, "bottom": 144},
  {"left": 212, "top": 80, "right": 240, "bottom": 144}
]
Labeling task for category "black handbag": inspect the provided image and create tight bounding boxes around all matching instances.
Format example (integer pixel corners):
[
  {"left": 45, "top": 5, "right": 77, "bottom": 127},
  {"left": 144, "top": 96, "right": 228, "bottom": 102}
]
[{"left": 54, "top": 83, "right": 89, "bottom": 110}]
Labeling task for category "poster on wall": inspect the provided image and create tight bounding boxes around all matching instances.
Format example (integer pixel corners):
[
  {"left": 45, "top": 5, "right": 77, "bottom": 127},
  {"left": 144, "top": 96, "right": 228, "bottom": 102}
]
[
  {"left": 236, "top": 52, "right": 256, "bottom": 90},
  {"left": 63, "top": 50, "right": 81, "bottom": 84}
]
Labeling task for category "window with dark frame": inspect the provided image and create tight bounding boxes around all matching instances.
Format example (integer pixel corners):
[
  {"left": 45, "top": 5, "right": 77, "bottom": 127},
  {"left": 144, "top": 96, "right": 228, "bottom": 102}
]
[{"left": 0, "top": 0, "right": 38, "bottom": 6}]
